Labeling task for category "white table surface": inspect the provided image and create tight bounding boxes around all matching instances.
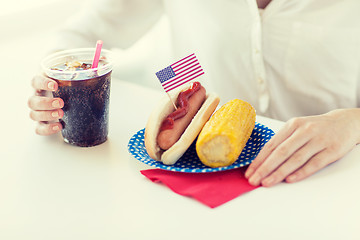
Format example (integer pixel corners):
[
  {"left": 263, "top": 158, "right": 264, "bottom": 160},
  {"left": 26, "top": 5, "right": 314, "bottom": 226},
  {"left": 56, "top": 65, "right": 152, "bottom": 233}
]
[{"left": 1, "top": 75, "right": 360, "bottom": 240}]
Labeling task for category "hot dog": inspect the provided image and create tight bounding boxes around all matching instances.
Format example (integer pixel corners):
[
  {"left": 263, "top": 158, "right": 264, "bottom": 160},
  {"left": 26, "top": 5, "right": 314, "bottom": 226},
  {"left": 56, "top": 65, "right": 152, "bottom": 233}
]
[
  {"left": 157, "top": 82, "right": 206, "bottom": 150},
  {"left": 145, "top": 82, "right": 220, "bottom": 165}
]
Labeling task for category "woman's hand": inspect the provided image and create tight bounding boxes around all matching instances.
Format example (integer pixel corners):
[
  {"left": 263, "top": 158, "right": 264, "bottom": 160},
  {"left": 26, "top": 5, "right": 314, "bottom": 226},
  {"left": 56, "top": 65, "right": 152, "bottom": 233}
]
[
  {"left": 28, "top": 74, "right": 64, "bottom": 135},
  {"left": 245, "top": 109, "right": 360, "bottom": 187}
]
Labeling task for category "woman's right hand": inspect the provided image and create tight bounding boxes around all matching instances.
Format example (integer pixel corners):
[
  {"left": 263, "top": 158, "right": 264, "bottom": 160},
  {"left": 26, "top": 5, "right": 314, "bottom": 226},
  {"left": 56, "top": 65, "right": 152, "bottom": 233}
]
[{"left": 28, "top": 74, "right": 64, "bottom": 135}]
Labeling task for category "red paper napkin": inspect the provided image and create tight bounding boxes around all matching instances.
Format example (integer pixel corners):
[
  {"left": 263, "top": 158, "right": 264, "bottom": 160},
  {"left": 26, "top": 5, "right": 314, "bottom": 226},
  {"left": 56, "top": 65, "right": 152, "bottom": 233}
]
[{"left": 140, "top": 168, "right": 259, "bottom": 208}]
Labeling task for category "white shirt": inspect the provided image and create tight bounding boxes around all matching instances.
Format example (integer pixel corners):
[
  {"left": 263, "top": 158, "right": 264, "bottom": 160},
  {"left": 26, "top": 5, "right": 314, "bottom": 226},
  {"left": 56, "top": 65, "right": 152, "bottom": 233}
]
[{"left": 55, "top": 0, "right": 360, "bottom": 121}]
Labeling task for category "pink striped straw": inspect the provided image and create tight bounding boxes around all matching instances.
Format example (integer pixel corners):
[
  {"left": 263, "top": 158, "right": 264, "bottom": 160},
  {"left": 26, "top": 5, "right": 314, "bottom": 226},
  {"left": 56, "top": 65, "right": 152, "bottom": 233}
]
[{"left": 92, "top": 40, "right": 103, "bottom": 69}]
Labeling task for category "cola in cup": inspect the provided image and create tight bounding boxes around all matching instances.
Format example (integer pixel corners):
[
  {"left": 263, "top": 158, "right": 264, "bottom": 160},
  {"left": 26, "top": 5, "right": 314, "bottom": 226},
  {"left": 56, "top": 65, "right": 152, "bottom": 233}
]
[{"left": 41, "top": 48, "right": 113, "bottom": 147}]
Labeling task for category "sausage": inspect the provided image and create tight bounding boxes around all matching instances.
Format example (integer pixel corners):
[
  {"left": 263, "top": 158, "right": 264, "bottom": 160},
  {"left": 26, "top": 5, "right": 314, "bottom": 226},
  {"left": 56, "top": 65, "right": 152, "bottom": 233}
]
[{"left": 157, "top": 85, "right": 206, "bottom": 150}]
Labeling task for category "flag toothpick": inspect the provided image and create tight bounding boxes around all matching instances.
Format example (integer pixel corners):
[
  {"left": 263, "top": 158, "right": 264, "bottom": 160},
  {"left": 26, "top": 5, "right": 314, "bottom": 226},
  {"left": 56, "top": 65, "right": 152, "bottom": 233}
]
[{"left": 166, "top": 92, "right": 178, "bottom": 110}]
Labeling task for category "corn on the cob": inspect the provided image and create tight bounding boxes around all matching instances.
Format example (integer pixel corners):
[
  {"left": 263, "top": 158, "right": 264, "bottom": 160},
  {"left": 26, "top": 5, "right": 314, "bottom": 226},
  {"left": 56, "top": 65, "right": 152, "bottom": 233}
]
[{"left": 196, "top": 99, "right": 256, "bottom": 168}]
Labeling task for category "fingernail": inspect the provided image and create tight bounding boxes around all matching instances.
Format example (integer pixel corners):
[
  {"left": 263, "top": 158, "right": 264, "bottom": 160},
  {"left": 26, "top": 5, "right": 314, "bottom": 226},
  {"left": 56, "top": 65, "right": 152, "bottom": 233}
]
[
  {"left": 249, "top": 174, "right": 260, "bottom": 186},
  {"left": 48, "top": 82, "right": 55, "bottom": 90},
  {"left": 52, "top": 111, "right": 59, "bottom": 118},
  {"left": 53, "top": 125, "right": 60, "bottom": 131},
  {"left": 244, "top": 168, "right": 253, "bottom": 178},
  {"left": 263, "top": 177, "right": 274, "bottom": 186},
  {"left": 52, "top": 100, "right": 61, "bottom": 108},
  {"left": 287, "top": 174, "right": 297, "bottom": 182}
]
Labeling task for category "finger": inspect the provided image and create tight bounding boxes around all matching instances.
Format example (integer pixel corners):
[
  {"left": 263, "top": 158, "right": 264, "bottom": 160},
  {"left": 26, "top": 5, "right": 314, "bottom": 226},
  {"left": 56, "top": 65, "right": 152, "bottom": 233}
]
[
  {"left": 28, "top": 96, "right": 64, "bottom": 111},
  {"left": 248, "top": 124, "right": 310, "bottom": 186},
  {"left": 245, "top": 120, "right": 299, "bottom": 179},
  {"left": 261, "top": 140, "right": 324, "bottom": 187},
  {"left": 31, "top": 75, "right": 58, "bottom": 91},
  {"left": 247, "top": 130, "right": 311, "bottom": 186},
  {"left": 35, "top": 122, "right": 63, "bottom": 136},
  {"left": 29, "top": 109, "right": 64, "bottom": 122},
  {"left": 285, "top": 149, "right": 339, "bottom": 183}
]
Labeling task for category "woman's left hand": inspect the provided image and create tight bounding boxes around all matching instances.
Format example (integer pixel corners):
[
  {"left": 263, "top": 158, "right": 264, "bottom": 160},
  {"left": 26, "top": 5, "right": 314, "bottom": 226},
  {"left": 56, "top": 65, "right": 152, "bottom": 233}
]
[{"left": 245, "top": 109, "right": 360, "bottom": 187}]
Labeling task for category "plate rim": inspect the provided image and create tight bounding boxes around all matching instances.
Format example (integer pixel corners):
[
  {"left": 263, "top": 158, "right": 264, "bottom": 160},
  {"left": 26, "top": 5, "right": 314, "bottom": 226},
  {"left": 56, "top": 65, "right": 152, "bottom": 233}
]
[{"left": 128, "top": 122, "right": 274, "bottom": 173}]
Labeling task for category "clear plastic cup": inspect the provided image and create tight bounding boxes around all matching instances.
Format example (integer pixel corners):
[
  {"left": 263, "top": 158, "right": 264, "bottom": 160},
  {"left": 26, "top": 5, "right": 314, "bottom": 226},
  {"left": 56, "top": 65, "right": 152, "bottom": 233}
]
[{"left": 41, "top": 48, "right": 113, "bottom": 147}]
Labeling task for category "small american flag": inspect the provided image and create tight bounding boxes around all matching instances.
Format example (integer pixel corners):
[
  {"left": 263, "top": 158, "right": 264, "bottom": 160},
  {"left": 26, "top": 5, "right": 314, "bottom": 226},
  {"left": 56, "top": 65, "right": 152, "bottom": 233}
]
[{"left": 155, "top": 53, "right": 204, "bottom": 92}]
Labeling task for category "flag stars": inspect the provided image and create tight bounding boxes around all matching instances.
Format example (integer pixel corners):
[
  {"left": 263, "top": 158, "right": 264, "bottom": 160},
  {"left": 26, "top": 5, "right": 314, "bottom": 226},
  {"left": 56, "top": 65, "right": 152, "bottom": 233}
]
[{"left": 156, "top": 66, "right": 176, "bottom": 83}]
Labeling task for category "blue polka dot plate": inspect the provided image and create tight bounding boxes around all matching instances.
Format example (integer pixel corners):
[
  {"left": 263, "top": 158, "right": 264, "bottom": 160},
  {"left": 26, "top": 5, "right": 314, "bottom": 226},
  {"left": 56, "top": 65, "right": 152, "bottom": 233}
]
[{"left": 127, "top": 122, "right": 274, "bottom": 173}]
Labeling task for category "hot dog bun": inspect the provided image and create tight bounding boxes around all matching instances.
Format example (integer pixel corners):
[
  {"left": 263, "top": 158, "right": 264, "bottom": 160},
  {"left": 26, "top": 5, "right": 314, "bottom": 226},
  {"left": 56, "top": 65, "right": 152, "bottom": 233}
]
[{"left": 145, "top": 83, "right": 219, "bottom": 165}]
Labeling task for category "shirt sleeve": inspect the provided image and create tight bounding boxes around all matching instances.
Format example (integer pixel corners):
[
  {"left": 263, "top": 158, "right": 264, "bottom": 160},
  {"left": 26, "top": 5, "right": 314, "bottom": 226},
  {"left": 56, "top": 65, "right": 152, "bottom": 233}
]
[{"left": 52, "top": 0, "right": 164, "bottom": 51}]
